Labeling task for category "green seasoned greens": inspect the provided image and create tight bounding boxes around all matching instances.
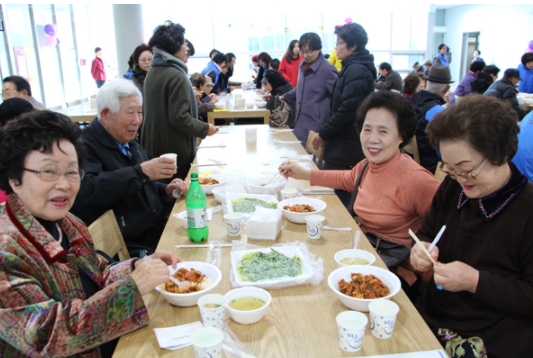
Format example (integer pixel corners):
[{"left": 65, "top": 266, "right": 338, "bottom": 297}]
[
  {"left": 231, "top": 198, "right": 278, "bottom": 213},
  {"left": 237, "top": 249, "right": 303, "bottom": 282}
]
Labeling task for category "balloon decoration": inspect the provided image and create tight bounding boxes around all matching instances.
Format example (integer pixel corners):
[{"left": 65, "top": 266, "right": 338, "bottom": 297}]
[
  {"left": 43, "top": 24, "right": 59, "bottom": 47},
  {"left": 526, "top": 40, "right": 533, "bottom": 53}
]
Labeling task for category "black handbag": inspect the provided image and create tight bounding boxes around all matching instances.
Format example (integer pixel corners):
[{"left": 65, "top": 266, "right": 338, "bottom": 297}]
[{"left": 347, "top": 161, "right": 410, "bottom": 271}]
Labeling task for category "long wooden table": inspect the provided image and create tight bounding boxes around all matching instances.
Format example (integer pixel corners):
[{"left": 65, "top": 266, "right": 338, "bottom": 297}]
[
  {"left": 113, "top": 125, "right": 444, "bottom": 357},
  {"left": 207, "top": 109, "right": 270, "bottom": 125}
]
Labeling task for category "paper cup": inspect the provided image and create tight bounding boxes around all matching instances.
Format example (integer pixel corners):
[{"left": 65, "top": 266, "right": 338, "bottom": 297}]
[
  {"left": 368, "top": 299, "right": 399, "bottom": 339},
  {"left": 160, "top": 153, "right": 177, "bottom": 165},
  {"left": 245, "top": 127, "right": 257, "bottom": 142},
  {"left": 197, "top": 294, "right": 227, "bottom": 330},
  {"left": 223, "top": 213, "right": 243, "bottom": 236},
  {"left": 306, "top": 214, "right": 325, "bottom": 239},
  {"left": 336, "top": 311, "right": 368, "bottom": 352},
  {"left": 191, "top": 327, "right": 224, "bottom": 358},
  {"left": 280, "top": 188, "right": 298, "bottom": 200}
]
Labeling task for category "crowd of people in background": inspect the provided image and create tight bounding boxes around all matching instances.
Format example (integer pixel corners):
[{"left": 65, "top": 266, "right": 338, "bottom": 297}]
[{"left": 1, "top": 16, "right": 533, "bottom": 358}]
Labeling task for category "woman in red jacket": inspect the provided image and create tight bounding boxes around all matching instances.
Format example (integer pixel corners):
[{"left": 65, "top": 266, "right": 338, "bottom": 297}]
[{"left": 279, "top": 40, "right": 303, "bottom": 88}]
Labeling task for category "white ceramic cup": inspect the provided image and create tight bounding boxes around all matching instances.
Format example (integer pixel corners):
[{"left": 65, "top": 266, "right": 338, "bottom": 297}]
[
  {"left": 245, "top": 127, "right": 257, "bottom": 142},
  {"left": 368, "top": 299, "right": 399, "bottom": 339},
  {"left": 197, "top": 294, "right": 227, "bottom": 330},
  {"left": 305, "top": 214, "right": 325, "bottom": 239},
  {"left": 160, "top": 153, "right": 177, "bottom": 165},
  {"left": 223, "top": 213, "right": 243, "bottom": 236},
  {"left": 191, "top": 326, "right": 224, "bottom": 358},
  {"left": 280, "top": 188, "right": 298, "bottom": 200},
  {"left": 336, "top": 311, "right": 368, "bottom": 352}
]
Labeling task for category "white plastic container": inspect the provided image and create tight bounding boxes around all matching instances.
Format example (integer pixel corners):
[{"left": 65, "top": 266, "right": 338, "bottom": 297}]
[{"left": 247, "top": 207, "right": 282, "bottom": 240}]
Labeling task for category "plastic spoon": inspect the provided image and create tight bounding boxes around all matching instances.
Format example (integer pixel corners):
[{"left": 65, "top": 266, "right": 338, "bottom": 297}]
[
  {"left": 354, "top": 230, "right": 361, "bottom": 250},
  {"left": 322, "top": 226, "right": 352, "bottom": 231}
]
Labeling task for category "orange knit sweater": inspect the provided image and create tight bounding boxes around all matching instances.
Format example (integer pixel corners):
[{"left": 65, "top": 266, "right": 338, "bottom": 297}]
[{"left": 310, "top": 150, "right": 440, "bottom": 284}]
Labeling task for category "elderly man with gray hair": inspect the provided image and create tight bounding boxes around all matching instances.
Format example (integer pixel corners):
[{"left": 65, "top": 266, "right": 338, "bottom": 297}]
[
  {"left": 409, "top": 65, "right": 454, "bottom": 173},
  {"left": 70, "top": 79, "right": 187, "bottom": 257}
]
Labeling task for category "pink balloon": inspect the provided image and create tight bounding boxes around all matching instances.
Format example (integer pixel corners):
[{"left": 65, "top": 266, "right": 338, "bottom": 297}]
[
  {"left": 45, "top": 36, "right": 57, "bottom": 46},
  {"left": 345, "top": 17, "right": 352, "bottom": 24}
]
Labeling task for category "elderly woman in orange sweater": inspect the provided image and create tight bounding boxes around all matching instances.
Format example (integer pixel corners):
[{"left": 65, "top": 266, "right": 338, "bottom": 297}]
[{"left": 280, "top": 91, "right": 440, "bottom": 297}]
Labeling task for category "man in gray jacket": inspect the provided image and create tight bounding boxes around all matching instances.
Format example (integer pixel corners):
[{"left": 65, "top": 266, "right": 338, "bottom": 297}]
[{"left": 375, "top": 62, "right": 402, "bottom": 92}]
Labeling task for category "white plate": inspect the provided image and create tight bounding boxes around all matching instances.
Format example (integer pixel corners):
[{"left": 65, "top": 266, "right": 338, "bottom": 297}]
[{"left": 231, "top": 246, "right": 314, "bottom": 286}]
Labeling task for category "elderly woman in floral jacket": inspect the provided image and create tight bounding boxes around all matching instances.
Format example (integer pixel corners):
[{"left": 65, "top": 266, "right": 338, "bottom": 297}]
[{"left": 0, "top": 111, "right": 180, "bottom": 357}]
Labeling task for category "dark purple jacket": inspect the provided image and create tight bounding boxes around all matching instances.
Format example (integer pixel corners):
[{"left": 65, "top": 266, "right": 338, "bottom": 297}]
[{"left": 284, "top": 54, "right": 337, "bottom": 143}]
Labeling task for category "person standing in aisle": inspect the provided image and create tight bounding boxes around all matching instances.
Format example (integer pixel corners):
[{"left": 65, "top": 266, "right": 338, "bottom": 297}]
[{"left": 91, "top": 47, "right": 106, "bottom": 88}]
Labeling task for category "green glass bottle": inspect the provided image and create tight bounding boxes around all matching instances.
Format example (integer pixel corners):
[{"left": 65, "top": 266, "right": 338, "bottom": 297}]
[{"left": 186, "top": 172, "right": 209, "bottom": 242}]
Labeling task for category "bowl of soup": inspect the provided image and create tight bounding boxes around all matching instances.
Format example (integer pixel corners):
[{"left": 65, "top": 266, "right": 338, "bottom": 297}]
[
  {"left": 334, "top": 249, "right": 376, "bottom": 268},
  {"left": 224, "top": 287, "right": 272, "bottom": 324}
]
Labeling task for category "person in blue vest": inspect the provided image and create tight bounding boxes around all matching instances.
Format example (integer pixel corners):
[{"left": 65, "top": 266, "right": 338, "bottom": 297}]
[
  {"left": 433, "top": 44, "right": 451, "bottom": 67},
  {"left": 201, "top": 53, "right": 228, "bottom": 95}
]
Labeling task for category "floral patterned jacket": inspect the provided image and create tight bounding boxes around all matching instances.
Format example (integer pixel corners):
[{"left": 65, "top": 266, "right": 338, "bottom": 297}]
[{"left": 0, "top": 195, "right": 149, "bottom": 357}]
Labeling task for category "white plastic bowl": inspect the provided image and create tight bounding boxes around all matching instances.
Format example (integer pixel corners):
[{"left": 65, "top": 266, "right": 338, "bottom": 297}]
[
  {"left": 241, "top": 174, "right": 288, "bottom": 196},
  {"left": 327, "top": 265, "right": 401, "bottom": 312},
  {"left": 176, "top": 210, "right": 188, "bottom": 228},
  {"left": 214, "top": 102, "right": 226, "bottom": 109},
  {"left": 255, "top": 101, "right": 267, "bottom": 108},
  {"left": 278, "top": 198, "right": 327, "bottom": 224},
  {"left": 224, "top": 287, "right": 272, "bottom": 324},
  {"left": 155, "top": 262, "right": 222, "bottom": 307},
  {"left": 334, "top": 249, "right": 376, "bottom": 268},
  {"left": 199, "top": 174, "right": 228, "bottom": 195},
  {"left": 212, "top": 186, "right": 240, "bottom": 203}
]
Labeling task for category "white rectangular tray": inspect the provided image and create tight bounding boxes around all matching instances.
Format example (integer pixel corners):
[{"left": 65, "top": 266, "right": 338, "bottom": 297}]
[{"left": 230, "top": 246, "right": 315, "bottom": 287}]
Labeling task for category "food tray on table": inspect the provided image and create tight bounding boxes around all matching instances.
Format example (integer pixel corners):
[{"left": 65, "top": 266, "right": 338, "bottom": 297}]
[
  {"left": 230, "top": 241, "right": 324, "bottom": 289},
  {"left": 223, "top": 193, "right": 279, "bottom": 216}
]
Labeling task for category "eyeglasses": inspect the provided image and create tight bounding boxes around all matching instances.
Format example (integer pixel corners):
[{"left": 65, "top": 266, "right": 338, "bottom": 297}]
[
  {"left": 2, "top": 90, "right": 17, "bottom": 98},
  {"left": 300, "top": 49, "right": 316, "bottom": 55},
  {"left": 23, "top": 168, "right": 85, "bottom": 182},
  {"left": 439, "top": 158, "right": 488, "bottom": 180},
  {"left": 138, "top": 57, "right": 153, "bottom": 63},
  {"left": 335, "top": 41, "right": 346, "bottom": 46}
]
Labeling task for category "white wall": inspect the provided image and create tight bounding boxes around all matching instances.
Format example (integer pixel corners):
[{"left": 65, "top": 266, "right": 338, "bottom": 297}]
[{"left": 443, "top": 4, "right": 533, "bottom": 86}]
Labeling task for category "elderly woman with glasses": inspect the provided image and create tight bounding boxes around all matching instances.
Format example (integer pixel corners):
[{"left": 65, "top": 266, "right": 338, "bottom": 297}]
[
  {"left": 0, "top": 111, "right": 180, "bottom": 357},
  {"left": 411, "top": 95, "right": 533, "bottom": 358}
]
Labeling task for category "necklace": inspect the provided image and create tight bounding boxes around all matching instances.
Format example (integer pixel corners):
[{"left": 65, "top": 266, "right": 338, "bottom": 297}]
[{"left": 55, "top": 223, "right": 63, "bottom": 245}]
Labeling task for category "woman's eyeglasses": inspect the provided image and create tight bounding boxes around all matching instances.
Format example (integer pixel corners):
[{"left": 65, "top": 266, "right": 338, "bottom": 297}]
[
  {"left": 23, "top": 168, "right": 85, "bottom": 182},
  {"left": 439, "top": 158, "right": 488, "bottom": 179},
  {"left": 138, "top": 57, "right": 153, "bottom": 63}
]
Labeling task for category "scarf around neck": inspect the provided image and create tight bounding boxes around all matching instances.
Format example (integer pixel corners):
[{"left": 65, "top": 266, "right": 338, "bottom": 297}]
[{"left": 151, "top": 46, "right": 198, "bottom": 121}]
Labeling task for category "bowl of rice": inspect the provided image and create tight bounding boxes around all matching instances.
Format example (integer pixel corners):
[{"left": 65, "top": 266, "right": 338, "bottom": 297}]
[{"left": 155, "top": 261, "right": 222, "bottom": 307}]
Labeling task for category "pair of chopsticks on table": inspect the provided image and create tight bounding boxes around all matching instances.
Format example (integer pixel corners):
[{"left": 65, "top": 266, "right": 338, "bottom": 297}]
[{"left": 408, "top": 225, "right": 446, "bottom": 265}]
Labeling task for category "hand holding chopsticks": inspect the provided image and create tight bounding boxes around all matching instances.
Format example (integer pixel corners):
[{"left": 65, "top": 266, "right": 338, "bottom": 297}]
[{"left": 408, "top": 229, "right": 437, "bottom": 266}]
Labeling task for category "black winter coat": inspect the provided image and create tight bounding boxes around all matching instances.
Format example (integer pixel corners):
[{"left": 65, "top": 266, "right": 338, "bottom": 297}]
[
  {"left": 319, "top": 49, "right": 376, "bottom": 167},
  {"left": 484, "top": 77, "right": 527, "bottom": 120},
  {"left": 71, "top": 120, "right": 173, "bottom": 251},
  {"left": 410, "top": 90, "right": 446, "bottom": 174}
]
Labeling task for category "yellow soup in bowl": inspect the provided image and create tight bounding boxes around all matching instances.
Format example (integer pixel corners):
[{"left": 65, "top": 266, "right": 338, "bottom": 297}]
[{"left": 228, "top": 296, "right": 265, "bottom": 311}]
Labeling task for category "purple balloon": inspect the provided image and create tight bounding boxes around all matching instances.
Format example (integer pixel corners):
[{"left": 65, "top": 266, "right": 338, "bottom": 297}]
[
  {"left": 44, "top": 24, "right": 55, "bottom": 36},
  {"left": 529, "top": 40, "right": 533, "bottom": 50}
]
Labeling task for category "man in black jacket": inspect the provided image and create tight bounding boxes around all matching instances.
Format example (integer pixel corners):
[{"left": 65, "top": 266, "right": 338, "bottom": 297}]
[
  {"left": 484, "top": 68, "right": 527, "bottom": 121},
  {"left": 70, "top": 79, "right": 187, "bottom": 257},
  {"left": 410, "top": 65, "right": 454, "bottom": 174}
]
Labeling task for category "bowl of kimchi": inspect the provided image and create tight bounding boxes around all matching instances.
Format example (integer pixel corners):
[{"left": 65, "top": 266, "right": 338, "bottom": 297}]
[
  {"left": 279, "top": 198, "right": 326, "bottom": 224},
  {"left": 327, "top": 265, "right": 401, "bottom": 312},
  {"left": 155, "top": 261, "right": 222, "bottom": 307}
]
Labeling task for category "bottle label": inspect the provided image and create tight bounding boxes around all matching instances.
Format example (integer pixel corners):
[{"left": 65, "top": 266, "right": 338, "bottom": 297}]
[{"left": 187, "top": 207, "right": 207, "bottom": 228}]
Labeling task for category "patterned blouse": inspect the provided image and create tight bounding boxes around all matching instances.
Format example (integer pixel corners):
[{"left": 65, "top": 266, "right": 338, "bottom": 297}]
[{"left": 0, "top": 195, "right": 149, "bottom": 357}]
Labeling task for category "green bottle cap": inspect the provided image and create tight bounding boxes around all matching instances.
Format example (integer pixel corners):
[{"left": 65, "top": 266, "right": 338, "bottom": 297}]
[{"left": 191, "top": 172, "right": 198, "bottom": 179}]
